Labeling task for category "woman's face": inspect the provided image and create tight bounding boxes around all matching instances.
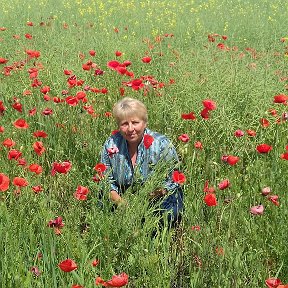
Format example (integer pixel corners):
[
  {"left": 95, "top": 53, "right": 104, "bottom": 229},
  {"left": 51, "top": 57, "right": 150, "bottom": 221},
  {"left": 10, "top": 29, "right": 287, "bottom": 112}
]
[{"left": 119, "top": 116, "right": 147, "bottom": 145}]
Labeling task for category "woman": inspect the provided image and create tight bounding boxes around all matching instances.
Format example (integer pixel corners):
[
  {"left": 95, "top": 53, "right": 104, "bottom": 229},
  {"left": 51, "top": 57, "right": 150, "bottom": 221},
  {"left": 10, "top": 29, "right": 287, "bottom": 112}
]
[{"left": 100, "top": 97, "right": 183, "bottom": 227}]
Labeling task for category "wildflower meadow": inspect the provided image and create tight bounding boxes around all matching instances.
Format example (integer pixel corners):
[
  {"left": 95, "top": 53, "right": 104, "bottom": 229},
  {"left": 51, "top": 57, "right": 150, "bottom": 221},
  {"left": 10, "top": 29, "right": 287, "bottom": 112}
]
[{"left": 0, "top": 0, "right": 288, "bottom": 287}]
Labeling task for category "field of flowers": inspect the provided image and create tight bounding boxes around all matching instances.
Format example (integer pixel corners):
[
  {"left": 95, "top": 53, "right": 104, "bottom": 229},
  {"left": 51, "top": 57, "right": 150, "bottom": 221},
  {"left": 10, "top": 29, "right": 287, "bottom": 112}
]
[{"left": 0, "top": 0, "right": 288, "bottom": 287}]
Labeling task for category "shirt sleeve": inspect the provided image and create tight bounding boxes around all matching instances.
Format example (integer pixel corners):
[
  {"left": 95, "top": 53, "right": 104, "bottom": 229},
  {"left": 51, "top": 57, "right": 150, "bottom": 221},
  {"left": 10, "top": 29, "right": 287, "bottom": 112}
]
[{"left": 100, "top": 141, "right": 120, "bottom": 193}]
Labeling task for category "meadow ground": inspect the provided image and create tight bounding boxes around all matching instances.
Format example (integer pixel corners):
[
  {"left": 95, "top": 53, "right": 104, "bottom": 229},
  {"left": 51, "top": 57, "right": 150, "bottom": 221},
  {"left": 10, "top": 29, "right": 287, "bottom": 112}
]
[{"left": 0, "top": 0, "right": 288, "bottom": 287}]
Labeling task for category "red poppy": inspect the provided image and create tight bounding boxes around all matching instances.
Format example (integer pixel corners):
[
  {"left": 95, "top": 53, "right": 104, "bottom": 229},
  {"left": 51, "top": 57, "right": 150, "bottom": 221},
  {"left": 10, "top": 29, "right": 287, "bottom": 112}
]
[
  {"left": 200, "top": 108, "right": 210, "bottom": 120},
  {"left": 203, "top": 180, "right": 215, "bottom": 193},
  {"left": 273, "top": 94, "right": 288, "bottom": 103},
  {"left": 26, "top": 49, "right": 40, "bottom": 58},
  {"left": 226, "top": 155, "right": 240, "bottom": 166},
  {"left": 29, "top": 164, "right": 43, "bottom": 174},
  {"left": 115, "top": 66, "right": 126, "bottom": 75},
  {"left": 217, "top": 43, "right": 229, "bottom": 50},
  {"left": 31, "top": 78, "right": 42, "bottom": 87},
  {"left": 106, "top": 273, "right": 129, "bottom": 287},
  {"left": 178, "top": 134, "right": 190, "bottom": 142},
  {"left": 32, "top": 185, "right": 43, "bottom": 194},
  {"left": 92, "top": 259, "right": 100, "bottom": 267},
  {"left": 265, "top": 278, "right": 282, "bottom": 288},
  {"left": 202, "top": 99, "right": 216, "bottom": 110},
  {"left": 33, "top": 130, "right": 48, "bottom": 138},
  {"left": 12, "top": 102, "right": 22, "bottom": 112},
  {"left": 256, "top": 144, "right": 272, "bottom": 153},
  {"left": 25, "top": 33, "right": 33, "bottom": 39},
  {"left": 104, "top": 111, "right": 112, "bottom": 117},
  {"left": 246, "top": 129, "right": 256, "bottom": 136},
  {"left": 42, "top": 108, "right": 53, "bottom": 115},
  {"left": 2, "top": 138, "right": 16, "bottom": 148},
  {"left": 17, "top": 158, "right": 27, "bottom": 166},
  {"left": 267, "top": 195, "right": 280, "bottom": 206},
  {"left": 0, "top": 101, "right": 6, "bottom": 114},
  {"left": 30, "top": 266, "right": 41, "bottom": 277},
  {"left": 89, "top": 49, "right": 96, "bottom": 56},
  {"left": 107, "top": 60, "right": 120, "bottom": 70},
  {"left": 74, "top": 185, "right": 89, "bottom": 201},
  {"left": 0, "top": 126, "right": 4, "bottom": 133},
  {"left": 13, "top": 118, "right": 29, "bottom": 129},
  {"left": 181, "top": 112, "right": 196, "bottom": 120},
  {"left": 123, "top": 79, "right": 144, "bottom": 90},
  {"left": 64, "top": 69, "right": 73, "bottom": 75},
  {"left": 115, "top": 50, "right": 122, "bottom": 57},
  {"left": 123, "top": 60, "right": 132, "bottom": 67},
  {"left": 33, "top": 141, "right": 45, "bottom": 156},
  {"left": 76, "top": 91, "right": 86, "bottom": 100},
  {"left": 13, "top": 177, "right": 28, "bottom": 187},
  {"left": 0, "top": 57, "right": 9, "bottom": 64},
  {"left": 281, "top": 152, "right": 288, "bottom": 160},
  {"left": 28, "top": 68, "right": 38, "bottom": 79},
  {"left": 48, "top": 216, "right": 64, "bottom": 229},
  {"left": 96, "top": 272, "right": 129, "bottom": 287},
  {"left": 142, "top": 56, "right": 152, "bottom": 63},
  {"left": 194, "top": 141, "right": 203, "bottom": 150},
  {"left": 58, "top": 259, "right": 78, "bottom": 272},
  {"left": 234, "top": 130, "right": 244, "bottom": 137},
  {"left": 0, "top": 173, "right": 10, "bottom": 192},
  {"left": 94, "top": 163, "right": 106, "bottom": 173},
  {"left": 29, "top": 107, "right": 37, "bottom": 116},
  {"left": 8, "top": 149, "right": 22, "bottom": 160},
  {"left": 51, "top": 161, "right": 72, "bottom": 175},
  {"left": 204, "top": 193, "right": 217, "bottom": 206},
  {"left": 65, "top": 96, "right": 79, "bottom": 106},
  {"left": 101, "top": 88, "right": 108, "bottom": 94},
  {"left": 143, "top": 134, "right": 154, "bottom": 149},
  {"left": 172, "top": 171, "right": 186, "bottom": 185},
  {"left": 218, "top": 179, "right": 230, "bottom": 190},
  {"left": 268, "top": 109, "right": 278, "bottom": 116},
  {"left": 261, "top": 186, "right": 271, "bottom": 196},
  {"left": 191, "top": 225, "right": 201, "bottom": 231},
  {"left": 250, "top": 204, "right": 264, "bottom": 215},
  {"left": 260, "top": 118, "right": 270, "bottom": 127}
]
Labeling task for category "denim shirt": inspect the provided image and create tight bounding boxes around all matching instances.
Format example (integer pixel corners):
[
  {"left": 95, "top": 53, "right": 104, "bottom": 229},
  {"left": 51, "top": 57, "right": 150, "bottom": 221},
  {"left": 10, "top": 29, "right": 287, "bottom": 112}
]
[{"left": 100, "top": 128, "right": 180, "bottom": 194}]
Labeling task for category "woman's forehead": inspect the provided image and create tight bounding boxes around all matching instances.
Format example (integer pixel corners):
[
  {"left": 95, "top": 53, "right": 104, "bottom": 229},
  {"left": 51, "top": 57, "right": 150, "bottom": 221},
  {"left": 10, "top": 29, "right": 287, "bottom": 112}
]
[{"left": 119, "top": 116, "right": 143, "bottom": 123}]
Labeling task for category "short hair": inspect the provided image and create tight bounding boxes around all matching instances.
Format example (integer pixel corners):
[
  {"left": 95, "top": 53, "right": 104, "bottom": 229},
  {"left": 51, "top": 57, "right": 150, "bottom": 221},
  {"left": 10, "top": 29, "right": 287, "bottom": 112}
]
[{"left": 113, "top": 97, "right": 148, "bottom": 124}]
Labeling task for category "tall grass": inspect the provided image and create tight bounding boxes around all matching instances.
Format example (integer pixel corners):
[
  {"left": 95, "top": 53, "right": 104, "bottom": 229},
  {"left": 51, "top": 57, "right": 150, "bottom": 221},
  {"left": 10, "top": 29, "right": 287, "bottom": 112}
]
[{"left": 0, "top": 0, "right": 287, "bottom": 287}]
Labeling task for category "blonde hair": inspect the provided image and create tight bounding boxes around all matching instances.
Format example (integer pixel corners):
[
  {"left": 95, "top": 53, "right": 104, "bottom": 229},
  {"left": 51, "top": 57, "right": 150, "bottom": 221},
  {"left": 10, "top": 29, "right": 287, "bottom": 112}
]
[{"left": 113, "top": 97, "right": 148, "bottom": 124}]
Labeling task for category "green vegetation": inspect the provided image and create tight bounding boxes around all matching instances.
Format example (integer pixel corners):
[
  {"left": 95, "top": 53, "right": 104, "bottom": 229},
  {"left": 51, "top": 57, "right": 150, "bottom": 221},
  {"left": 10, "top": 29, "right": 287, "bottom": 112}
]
[{"left": 0, "top": 0, "right": 287, "bottom": 287}]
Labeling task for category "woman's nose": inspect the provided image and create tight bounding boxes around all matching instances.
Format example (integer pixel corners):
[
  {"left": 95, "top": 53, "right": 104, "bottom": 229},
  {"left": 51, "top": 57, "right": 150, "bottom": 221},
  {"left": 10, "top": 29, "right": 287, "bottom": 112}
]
[{"left": 128, "top": 123, "right": 134, "bottom": 131}]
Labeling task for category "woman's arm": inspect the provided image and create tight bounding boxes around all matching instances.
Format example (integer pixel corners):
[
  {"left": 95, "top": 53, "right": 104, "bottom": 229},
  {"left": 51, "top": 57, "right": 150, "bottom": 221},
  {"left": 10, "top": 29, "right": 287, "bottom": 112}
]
[{"left": 100, "top": 140, "right": 127, "bottom": 206}]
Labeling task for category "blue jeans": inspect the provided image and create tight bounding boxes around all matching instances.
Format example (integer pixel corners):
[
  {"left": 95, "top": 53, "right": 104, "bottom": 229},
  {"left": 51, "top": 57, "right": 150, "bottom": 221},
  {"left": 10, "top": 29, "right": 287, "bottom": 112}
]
[{"left": 153, "top": 187, "right": 184, "bottom": 228}]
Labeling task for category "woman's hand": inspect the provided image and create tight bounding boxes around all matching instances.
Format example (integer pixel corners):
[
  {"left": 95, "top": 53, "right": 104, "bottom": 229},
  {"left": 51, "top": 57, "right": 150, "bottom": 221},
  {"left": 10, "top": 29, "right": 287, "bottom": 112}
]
[{"left": 110, "top": 190, "right": 127, "bottom": 208}]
